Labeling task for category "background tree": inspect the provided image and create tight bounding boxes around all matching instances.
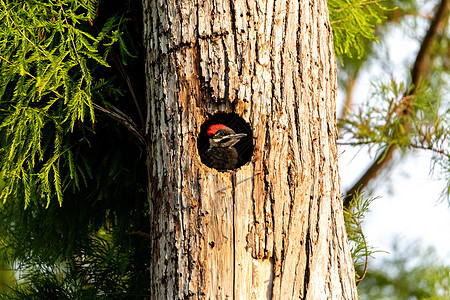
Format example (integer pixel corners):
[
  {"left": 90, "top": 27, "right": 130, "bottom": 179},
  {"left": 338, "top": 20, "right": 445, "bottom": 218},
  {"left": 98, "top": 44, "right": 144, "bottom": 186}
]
[
  {"left": 337, "top": 0, "right": 450, "bottom": 295},
  {"left": 339, "top": 0, "right": 450, "bottom": 204}
]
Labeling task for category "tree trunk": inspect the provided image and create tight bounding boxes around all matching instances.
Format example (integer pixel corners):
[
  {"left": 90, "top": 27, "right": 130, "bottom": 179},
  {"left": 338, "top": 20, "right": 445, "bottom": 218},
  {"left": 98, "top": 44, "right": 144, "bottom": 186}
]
[{"left": 142, "top": 0, "right": 357, "bottom": 298}]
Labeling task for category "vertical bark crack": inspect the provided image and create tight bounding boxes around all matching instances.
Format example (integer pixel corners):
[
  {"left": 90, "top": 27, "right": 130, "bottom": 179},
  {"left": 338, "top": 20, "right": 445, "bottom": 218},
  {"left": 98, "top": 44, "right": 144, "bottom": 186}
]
[
  {"left": 228, "top": 0, "right": 240, "bottom": 77},
  {"left": 303, "top": 209, "right": 312, "bottom": 299},
  {"left": 232, "top": 173, "right": 237, "bottom": 300}
]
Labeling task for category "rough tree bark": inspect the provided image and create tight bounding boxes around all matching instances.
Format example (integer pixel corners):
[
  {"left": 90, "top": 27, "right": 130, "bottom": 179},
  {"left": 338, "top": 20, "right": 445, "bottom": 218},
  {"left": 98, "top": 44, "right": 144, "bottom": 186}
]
[{"left": 142, "top": 0, "right": 357, "bottom": 298}]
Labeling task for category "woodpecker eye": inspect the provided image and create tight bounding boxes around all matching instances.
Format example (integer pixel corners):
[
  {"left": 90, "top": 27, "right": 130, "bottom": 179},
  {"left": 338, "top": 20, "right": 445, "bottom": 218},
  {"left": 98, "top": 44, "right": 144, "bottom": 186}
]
[
  {"left": 197, "top": 113, "right": 253, "bottom": 171},
  {"left": 214, "top": 129, "right": 227, "bottom": 137}
]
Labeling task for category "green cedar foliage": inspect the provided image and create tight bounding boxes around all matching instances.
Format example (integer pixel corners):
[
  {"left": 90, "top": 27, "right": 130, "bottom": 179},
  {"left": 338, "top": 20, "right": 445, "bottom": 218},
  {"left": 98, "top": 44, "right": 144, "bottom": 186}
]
[
  {"left": 340, "top": 76, "right": 450, "bottom": 200},
  {"left": 0, "top": 0, "right": 149, "bottom": 298},
  {"left": 0, "top": 121, "right": 150, "bottom": 298},
  {"left": 343, "top": 191, "right": 380, "bottom": 285},
  {"left": 1, "top": 236, "right": 150, "bottom": 299},
  {"left": 0, "top": 0, "right": 138, "bottom": 208},
  {"left": 328, "top": 0, "right": 393, "bottom": 60}
]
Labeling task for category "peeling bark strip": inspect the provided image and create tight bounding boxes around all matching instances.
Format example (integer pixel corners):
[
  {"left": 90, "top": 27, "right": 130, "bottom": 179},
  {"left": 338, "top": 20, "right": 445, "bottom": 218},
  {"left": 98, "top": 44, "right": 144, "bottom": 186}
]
[{"left": 143, "top": 0, "right": 357, "bottom": 298}]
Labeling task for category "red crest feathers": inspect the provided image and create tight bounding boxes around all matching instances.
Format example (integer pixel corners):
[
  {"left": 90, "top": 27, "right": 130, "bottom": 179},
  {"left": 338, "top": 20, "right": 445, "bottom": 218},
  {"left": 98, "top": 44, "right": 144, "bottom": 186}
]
[{"left": 207, "top": 124, "right": 227, "bottom": 136}]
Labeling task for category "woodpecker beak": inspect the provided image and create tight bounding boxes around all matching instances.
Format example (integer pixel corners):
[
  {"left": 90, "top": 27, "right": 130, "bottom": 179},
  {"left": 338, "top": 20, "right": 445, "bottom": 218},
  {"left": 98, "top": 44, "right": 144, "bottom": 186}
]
[{"left": 213, "top": 133, "right": 247, "bottom": 147}]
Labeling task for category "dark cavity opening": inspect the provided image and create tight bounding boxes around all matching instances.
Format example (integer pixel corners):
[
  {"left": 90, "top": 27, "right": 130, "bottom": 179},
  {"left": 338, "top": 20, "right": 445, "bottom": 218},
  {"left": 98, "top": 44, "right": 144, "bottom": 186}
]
[{"left": 198, "top": 113, "right": 253, "bottom": 171}]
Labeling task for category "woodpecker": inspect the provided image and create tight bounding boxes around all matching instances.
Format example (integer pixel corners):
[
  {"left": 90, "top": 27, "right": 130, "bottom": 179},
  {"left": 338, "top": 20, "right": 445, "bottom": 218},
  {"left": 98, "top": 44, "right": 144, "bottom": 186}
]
[{"left": 203, "top": 124, "right": 247, "bottom": 171}]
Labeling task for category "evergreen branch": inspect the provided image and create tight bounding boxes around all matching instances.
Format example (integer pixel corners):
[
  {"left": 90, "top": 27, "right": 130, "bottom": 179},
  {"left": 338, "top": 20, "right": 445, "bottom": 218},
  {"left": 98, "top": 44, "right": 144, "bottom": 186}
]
[
  {"left": 129, "top": 231, "right": 151, "bottom": 240},
  {"left": 409, "top": 143, "right": 448, "bottom": 156},
  {"left": 59, "top": 1, "right": 85, "bottom": 79},
  {"left": 329, "top": 0, "right": 391, "bottom": 59},
  {"left": 330, "top": 18, "right": 351, "bottom": 25},
  {"left": 0, "top": 55, "right": 35, "bottom": 79},
  {"left": 92, "top": 103, "right": 145, "bottom": 145},
  {"left": 338, "top": 142, "right": 447, "bottom": 156},
  {"left": 58, "top": 1, "right": 97, "bottom": 126},
  {"left": 338, "top": 141, "right": 379, "bottom": 146},
  {"left": 343, "top": 0, "right": 450, "bottom": 207},
  {"left": 2, "top": 2, "right": 50, "bottom": 60},
  {"left": 332, "top": 0, "right": 386, "bottom": 14},
  {"left": 110, "top": 48, "right": 145, "bottom": 127},
  {"left": 344, "top": 209, "right": 369, "bottom": 285},
  {"left": 343, "top": 192, "right": 379, "bottom": 285}
]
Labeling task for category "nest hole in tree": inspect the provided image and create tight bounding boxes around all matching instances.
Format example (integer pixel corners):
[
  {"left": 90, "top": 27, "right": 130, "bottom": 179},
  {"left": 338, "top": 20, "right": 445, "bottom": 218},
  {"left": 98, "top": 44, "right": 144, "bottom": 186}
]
[{"left": 197, "top": 113, "right": 253, "bottom": 171}]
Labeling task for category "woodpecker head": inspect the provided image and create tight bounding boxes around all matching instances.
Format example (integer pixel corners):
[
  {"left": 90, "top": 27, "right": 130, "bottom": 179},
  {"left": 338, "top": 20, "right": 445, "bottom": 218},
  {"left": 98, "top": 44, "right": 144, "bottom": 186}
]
[{"left": 207, "top": 124, "right": 247, "bottom": 148}]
